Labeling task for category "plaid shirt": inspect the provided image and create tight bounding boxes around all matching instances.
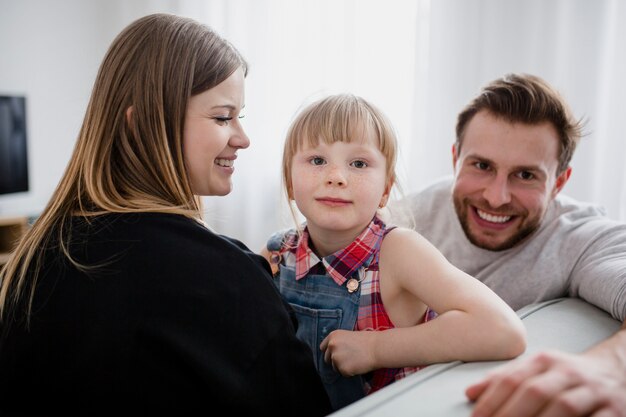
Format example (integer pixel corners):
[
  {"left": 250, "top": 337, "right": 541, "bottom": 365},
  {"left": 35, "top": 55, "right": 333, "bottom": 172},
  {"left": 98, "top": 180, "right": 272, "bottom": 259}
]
[{"left": 273, "top": 216, "right": 435, "bottom": 394}]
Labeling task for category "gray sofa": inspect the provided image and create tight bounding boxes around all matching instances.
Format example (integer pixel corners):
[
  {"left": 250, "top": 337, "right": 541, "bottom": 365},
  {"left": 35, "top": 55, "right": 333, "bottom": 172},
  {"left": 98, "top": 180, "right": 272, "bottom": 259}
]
[{"left": 329, "top": 297, "right": 621, "bottom": 416}]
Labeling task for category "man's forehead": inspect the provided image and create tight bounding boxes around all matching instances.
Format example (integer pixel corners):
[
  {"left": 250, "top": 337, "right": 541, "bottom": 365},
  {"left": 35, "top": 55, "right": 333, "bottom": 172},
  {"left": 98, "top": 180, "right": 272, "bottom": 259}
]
[
  {"left": 464, "top": 113, "right": 559, "bottom": 156},
  {"left": 460, "top": 114, "right": 560, "bottom": 177}
]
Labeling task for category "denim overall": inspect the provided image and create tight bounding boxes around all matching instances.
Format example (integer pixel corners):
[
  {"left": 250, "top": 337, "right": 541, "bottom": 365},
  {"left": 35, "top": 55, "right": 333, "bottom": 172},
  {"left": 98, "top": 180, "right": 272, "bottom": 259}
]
[{"left": 268, "top": 236, "right": 370, "bottom": 410}]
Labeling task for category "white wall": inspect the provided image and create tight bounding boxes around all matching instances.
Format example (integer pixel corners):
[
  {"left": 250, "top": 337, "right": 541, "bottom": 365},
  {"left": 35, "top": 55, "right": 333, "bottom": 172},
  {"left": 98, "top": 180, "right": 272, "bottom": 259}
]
[
  {"left": 0, "top": 0, "right": 179, "bottom": 217},
  {"left": 407, "top": 0, "right": 625, "bottom": 213}
]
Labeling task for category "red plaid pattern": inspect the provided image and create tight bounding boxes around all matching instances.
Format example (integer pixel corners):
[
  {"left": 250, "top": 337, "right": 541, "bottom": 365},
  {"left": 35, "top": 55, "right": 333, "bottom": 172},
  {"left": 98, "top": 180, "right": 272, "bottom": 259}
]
[
  {"left": 276, "top": 215, "right": 436, "bottom": 394},
  {"left": 293, "top": 216, "right": 385, "bottom": 285}
]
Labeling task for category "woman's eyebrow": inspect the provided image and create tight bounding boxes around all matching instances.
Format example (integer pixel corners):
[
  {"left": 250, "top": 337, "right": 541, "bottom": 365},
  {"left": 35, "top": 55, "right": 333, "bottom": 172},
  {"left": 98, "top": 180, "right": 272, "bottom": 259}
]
[{"left": 210, "top": 104, "right": 236, "bottom": 110}]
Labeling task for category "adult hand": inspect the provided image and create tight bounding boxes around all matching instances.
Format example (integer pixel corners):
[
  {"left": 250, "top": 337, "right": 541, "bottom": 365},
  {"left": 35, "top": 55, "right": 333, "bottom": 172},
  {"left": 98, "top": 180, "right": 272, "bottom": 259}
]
[
  {"left": 465, "top": 349, "right": 626, "bottom": 417},
  {"left": 320, "top": 329, "right": 377, "bottom": 377}
]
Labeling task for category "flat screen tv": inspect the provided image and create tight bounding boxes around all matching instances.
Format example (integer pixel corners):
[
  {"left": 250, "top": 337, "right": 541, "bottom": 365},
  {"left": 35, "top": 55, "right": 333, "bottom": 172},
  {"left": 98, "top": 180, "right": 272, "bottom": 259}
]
[{"left": 0, "top": 95, "right": 29, "bottom": 195}]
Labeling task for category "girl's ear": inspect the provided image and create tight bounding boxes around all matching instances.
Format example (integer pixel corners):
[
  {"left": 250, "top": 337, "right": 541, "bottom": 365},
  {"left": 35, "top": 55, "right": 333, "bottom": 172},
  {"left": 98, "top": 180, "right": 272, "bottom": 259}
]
[
  {"left": 286, "top": 182, "right": 295, "bottom": 201},
  {"left": 379, "top": 180, "right": 393, "bottom": 208}
]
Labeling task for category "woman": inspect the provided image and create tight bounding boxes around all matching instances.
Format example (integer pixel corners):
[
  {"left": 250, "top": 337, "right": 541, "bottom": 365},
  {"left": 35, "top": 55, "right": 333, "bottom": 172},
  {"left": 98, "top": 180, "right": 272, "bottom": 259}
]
[{"left": 0, "top": 13, "right": 331, "bottom": 416}]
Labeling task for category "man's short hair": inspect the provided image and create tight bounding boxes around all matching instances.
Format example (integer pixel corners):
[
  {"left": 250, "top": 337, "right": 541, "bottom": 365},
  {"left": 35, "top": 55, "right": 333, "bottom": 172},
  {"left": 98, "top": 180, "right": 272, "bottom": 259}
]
[{"left": 455, "top": 73, "right": 585, "bottom": 174}]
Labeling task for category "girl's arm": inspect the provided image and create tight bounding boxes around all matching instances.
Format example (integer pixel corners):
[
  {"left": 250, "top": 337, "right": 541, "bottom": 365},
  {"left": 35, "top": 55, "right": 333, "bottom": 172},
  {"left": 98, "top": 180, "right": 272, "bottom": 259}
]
[
  {"left": 321, "top": 227, "right": 526, "bottom": 376},
  {"left": 259, "top": 246, "right": 279, "bottom": 276},
  {"left": 259, "top": 246, "right": 272, "bottom": 262}
]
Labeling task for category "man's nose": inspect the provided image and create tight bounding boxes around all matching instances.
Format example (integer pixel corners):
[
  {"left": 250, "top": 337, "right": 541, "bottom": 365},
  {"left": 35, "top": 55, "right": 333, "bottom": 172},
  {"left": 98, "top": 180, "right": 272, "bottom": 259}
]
[{"left": 482, "top": 175, "right": 511, "bottom": 208}]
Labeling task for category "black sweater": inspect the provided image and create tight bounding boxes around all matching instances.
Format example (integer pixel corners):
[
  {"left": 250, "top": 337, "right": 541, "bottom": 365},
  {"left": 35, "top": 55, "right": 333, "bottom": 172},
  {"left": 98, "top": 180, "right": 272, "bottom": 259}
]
[{"left": 0, "top": 213, "right": 331, "bottom": 416}]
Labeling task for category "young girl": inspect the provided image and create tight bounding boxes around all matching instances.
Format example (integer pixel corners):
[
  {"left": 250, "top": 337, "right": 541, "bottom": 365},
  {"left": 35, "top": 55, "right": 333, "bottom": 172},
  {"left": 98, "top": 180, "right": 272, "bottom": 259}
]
[{"left": 262, "top": 93, "right": 526, "bottom": 410}]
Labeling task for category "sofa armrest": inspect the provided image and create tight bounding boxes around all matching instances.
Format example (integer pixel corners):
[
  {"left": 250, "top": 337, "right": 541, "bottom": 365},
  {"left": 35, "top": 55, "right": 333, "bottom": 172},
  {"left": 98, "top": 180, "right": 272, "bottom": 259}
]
[{"left": 330, "top": 298, "right": 621, "bottom": 417}]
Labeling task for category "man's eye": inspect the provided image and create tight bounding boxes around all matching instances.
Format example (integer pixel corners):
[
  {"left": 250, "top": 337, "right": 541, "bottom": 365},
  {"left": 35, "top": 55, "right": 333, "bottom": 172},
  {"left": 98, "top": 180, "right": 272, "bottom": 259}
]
[
  {"left": 474, "top": 161, "right": 490, "bottom": 170},
  {"left": 310, "top": 157, "right": 325, "bottom": 166},
  {"left": 351, "top": 160, "right": 367, "bottom": 169},
  {"left": 518, "top": 171, "right": 534, "bottom": 180}
]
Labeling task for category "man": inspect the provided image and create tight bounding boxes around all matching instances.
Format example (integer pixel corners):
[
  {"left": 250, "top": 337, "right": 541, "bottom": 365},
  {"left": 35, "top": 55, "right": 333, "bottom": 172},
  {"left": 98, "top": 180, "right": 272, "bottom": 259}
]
[{"left": 391, "top": 73, "right": 626, "bottom": 416}]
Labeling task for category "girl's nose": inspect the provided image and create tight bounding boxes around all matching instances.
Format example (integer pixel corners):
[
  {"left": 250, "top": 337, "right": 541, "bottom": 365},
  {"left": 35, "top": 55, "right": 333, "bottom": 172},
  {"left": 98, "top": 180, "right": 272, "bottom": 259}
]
[{"left": 325, "top": 166, "right": 346, "bottom": 186}]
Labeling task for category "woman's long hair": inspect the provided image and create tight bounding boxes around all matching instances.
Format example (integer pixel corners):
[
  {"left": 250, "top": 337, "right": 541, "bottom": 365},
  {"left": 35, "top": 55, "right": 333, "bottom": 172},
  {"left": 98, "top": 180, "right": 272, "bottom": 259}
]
[{"left": 0, "top": 13, "right": 247, "bottom": 321}]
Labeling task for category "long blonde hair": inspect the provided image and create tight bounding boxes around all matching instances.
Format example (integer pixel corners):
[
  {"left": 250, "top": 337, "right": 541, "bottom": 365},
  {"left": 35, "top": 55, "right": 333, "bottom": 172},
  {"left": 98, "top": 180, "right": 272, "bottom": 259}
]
[{"left": 0, "top": 13, "right": 247, "bottom": 320}]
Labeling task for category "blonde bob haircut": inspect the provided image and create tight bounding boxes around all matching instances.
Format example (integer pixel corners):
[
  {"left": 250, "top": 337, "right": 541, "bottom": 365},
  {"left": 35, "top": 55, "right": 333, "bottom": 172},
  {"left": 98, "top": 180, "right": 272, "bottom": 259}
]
[{"left": 282, "top": 94, "right": 398, "bottom": 228}]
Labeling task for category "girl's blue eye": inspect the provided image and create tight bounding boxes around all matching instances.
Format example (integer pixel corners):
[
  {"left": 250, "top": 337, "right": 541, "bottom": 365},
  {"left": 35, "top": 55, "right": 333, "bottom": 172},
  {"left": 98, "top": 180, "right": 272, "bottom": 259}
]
[
  {"left": 310, "top": 157, "right": 325, "bottom": 166},
  {"left": 351, "top": 160, "right": 367, "bottom": 169}
]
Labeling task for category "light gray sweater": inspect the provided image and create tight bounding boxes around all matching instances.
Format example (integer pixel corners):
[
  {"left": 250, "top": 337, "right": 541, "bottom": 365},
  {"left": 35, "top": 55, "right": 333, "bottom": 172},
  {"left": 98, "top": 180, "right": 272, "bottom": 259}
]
[{"left": 390, "top": 176, "right": 626, "bottom": 321}]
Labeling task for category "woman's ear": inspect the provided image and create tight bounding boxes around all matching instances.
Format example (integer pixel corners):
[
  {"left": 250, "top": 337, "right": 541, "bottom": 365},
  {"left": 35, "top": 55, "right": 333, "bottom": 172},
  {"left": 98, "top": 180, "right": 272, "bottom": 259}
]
[{"left": 125, "top": 106, "right": 134, "bottom": 126}]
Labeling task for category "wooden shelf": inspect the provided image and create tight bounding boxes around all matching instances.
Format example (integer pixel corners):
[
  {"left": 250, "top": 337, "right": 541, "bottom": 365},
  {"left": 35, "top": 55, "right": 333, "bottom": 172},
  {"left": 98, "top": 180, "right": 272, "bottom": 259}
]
[{"left": 0, "top": 216, "right": 29, "bottom": 267}]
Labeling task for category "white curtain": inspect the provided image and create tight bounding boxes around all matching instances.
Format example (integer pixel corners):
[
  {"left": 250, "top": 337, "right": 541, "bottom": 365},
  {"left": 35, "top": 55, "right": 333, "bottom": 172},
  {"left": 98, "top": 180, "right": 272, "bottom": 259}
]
[
  {"left": 407, "top": 0, "right": 626, "bottom": 221},
  {"left": 170, "top": 0, "right": 626, "bottom": 251}
]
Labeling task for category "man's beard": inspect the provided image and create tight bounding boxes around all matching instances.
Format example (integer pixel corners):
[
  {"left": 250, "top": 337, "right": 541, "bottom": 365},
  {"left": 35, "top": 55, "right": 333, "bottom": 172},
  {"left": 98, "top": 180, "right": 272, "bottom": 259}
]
[{"left": 453, "top": 197, "right": 540, "bottom": 251}]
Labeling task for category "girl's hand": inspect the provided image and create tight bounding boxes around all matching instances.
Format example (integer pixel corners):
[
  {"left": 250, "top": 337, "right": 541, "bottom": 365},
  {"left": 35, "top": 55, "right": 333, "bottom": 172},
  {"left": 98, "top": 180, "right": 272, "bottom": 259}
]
[{"left": 320, "top": 329, "right": 377, "bottom": 377}]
